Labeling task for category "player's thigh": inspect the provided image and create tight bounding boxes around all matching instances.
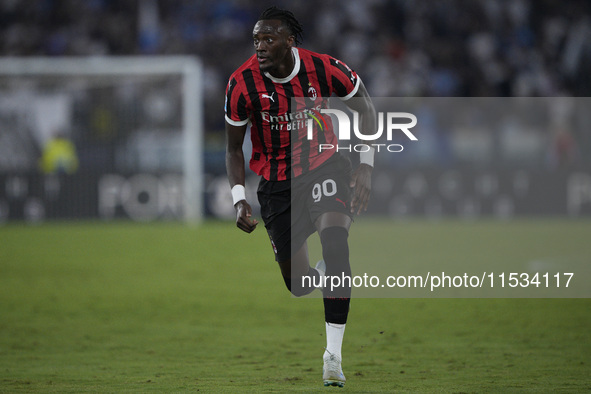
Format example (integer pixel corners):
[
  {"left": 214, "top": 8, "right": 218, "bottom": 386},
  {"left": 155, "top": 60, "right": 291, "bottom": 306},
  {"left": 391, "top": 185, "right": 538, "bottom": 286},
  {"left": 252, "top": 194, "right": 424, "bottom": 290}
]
[
  {"left": 257, "top": 179, "right": 291, "bottom": 262},
  {"left": 257, "top": 179, "right": 314, "bottom": 263},
  {"left": 278, "top": 241, "right": 309, "bottom": 277}
]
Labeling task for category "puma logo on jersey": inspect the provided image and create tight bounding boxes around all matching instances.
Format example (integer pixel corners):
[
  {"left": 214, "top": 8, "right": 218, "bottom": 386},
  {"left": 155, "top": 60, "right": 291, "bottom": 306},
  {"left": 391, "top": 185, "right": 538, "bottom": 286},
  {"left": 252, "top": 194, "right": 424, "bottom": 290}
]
[{"left": 262, "top": 92, "right": 275, "bottom": 103}]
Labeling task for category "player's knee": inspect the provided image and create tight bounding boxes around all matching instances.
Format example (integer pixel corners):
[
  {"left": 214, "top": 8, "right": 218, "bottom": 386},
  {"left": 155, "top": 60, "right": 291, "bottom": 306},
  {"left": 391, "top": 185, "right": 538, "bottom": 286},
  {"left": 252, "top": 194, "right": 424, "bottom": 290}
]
[
  {"left": 290, "top": 284, "right": 311, "bottom": 297},
  {"left": 281, "top": 266, "right": 319, "bottom": 297},
  {"left": 282, "top": 274, "right": 314, "bottom": 297}
]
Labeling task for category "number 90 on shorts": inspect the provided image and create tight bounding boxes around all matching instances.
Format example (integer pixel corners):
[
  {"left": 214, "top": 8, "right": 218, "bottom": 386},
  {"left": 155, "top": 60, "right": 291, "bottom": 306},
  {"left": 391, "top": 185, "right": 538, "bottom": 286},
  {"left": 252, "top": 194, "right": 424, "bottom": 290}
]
[{"left": 312, "top": 179, "right": 337, "bottom": 202}]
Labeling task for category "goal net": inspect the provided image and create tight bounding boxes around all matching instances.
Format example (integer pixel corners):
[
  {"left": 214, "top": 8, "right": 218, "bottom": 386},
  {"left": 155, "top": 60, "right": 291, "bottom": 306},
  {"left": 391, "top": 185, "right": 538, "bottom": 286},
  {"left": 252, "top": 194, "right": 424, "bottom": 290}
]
[{"left": 0, "top": 56, "right": 203, "bottom": 224}]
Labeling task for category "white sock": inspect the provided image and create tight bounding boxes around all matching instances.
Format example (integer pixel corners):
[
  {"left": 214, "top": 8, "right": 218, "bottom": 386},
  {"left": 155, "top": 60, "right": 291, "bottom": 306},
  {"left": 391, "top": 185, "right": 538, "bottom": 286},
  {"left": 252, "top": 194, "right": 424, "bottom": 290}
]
[{"left": 324, "top": 322, "right": 346, "bottom": 360}]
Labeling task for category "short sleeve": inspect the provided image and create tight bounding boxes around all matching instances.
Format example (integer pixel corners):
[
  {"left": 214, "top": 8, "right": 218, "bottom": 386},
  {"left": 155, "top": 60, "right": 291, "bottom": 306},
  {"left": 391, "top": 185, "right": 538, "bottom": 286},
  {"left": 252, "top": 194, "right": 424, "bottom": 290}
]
[
  {"left": 224, "top": 77, "right": 249, "bottom": 126},
  {"left": 328, "top": 57, "right": 360, "bottom": 101}
]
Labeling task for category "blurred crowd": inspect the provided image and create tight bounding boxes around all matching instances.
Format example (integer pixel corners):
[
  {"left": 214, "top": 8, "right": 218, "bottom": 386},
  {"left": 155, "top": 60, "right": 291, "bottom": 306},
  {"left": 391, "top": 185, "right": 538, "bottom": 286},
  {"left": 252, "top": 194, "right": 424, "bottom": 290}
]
[
  {"left": 1, "top": 0, "right": 590, "bottom": 169},
  {"left": 2, "top": 0, "right": 590, "bottom": 95}
]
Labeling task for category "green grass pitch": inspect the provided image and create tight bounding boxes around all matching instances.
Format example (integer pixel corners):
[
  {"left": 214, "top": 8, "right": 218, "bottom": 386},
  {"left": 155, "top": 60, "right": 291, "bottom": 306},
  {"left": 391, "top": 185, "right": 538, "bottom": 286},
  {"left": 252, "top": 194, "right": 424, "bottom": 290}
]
[{"left": 0, "top": 219, "right": 590, "bottom": 392}]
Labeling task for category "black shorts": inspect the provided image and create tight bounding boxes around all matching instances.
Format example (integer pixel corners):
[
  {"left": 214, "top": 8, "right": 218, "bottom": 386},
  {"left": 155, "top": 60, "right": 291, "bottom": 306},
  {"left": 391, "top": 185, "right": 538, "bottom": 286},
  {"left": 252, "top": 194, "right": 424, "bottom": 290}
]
[{"left": 257, "top": 153, "right": 353, "bottom": 262}]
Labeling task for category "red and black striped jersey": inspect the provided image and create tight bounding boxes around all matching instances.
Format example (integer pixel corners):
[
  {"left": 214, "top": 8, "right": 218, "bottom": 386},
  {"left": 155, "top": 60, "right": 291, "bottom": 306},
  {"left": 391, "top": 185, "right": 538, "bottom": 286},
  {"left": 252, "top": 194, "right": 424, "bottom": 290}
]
[{"left": 225, "top": 47, "right": 360, "bottom": 181}]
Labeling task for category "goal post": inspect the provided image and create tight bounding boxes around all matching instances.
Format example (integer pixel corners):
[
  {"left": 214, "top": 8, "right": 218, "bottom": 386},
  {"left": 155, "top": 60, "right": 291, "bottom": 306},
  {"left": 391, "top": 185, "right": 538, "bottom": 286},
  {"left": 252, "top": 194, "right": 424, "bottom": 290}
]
[{"left": 0, "top": 56, "right": 204, "bottom": 224}]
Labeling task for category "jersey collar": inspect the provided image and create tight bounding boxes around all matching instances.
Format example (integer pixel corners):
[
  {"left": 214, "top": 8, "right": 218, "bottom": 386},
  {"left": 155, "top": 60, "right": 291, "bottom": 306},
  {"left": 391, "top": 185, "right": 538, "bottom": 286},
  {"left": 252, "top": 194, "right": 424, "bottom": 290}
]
[{"left": 264, "top": 47, "right": 300, "bottom": 84}]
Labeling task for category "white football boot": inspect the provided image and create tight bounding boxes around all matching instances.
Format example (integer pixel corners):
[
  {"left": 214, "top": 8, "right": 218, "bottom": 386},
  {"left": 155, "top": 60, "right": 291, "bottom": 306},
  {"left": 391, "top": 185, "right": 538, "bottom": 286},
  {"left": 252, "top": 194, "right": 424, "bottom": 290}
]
[{"left": 323, "top": 353, "right": 346, "bottom": 387}]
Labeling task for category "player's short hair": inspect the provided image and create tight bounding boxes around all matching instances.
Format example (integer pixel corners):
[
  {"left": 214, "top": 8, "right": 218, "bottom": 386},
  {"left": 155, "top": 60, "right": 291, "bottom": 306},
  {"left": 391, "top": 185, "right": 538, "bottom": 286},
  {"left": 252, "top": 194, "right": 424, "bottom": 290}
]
[{"left": 258, "top": 6, "right": 303, "bottom": 45}]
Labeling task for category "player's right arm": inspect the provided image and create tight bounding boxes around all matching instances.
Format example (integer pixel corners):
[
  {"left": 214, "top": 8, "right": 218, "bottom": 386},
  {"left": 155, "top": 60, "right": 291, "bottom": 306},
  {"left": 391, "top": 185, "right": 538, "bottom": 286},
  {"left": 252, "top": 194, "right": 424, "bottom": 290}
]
[{"left": 225, "top": 121, "right": 258, "bottom": 233}]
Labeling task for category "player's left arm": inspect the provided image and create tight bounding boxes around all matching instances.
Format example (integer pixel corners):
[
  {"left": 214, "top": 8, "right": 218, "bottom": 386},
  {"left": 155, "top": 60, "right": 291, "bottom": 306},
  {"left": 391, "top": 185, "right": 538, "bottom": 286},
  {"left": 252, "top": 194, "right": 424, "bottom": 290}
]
[{"left": 343, "top": 79, "right": 376, "bottom": 215}]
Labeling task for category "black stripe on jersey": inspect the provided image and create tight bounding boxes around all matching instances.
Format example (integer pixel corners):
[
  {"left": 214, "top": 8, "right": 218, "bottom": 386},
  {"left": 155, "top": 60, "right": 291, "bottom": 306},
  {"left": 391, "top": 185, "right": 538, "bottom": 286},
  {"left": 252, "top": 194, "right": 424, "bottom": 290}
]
[
  {"left": 236, "top": 93, "right": 247, "bottom": 120},
  {"left": 330, "top": 58, "right": 355, "bottom": 82},
  {"left": 282, "top": 81, "right": 296, "bottom": 178},
  {"left": 312, "top": 56, "right": 330, "bottom": 98},
  {"left": 296, "top": 60, "right": 327, "bottom": 148},
  {"left": 242, "top": 69, "right": 267, "bottom": 159},
  {"left": 225, "top": 77, "right": 237, "bottom": 119},
  {"left": 310, "top": 56, "right": 332, "bottom": 163},
  {"left": 262, "top": 76, "right": 280, "bottom": 180},
  {"left": 296, "top": 60, "right": 313, "bottom": 109},
  {"left": 294, "top": 65, "right": 312, "bottom": 176},
  {"left": 299, "top": 60, "right": 328, "bottom": 176},
  {"left": 332, "top": 76, "right": 348, "bottom": 99},
  {"left": 242, "top": 69, "right": 262, "bottom": 113}
]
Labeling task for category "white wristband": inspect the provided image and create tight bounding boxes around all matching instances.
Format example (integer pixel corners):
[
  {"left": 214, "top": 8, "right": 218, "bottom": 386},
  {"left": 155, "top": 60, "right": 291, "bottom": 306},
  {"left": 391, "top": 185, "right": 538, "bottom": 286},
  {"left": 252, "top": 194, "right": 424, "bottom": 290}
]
[
  {"left": 359, "top": 147, "right": 375, "bottom": 167},
  {"left": 231, "top": 184, "right": 246, "bottom": 205}
]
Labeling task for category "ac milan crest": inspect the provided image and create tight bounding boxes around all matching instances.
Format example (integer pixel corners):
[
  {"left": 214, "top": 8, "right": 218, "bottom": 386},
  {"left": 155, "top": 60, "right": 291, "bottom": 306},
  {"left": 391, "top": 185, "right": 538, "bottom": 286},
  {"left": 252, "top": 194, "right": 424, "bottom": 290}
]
[{"left": 308, "top": 84, "right": 317, "bottom": 101}]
